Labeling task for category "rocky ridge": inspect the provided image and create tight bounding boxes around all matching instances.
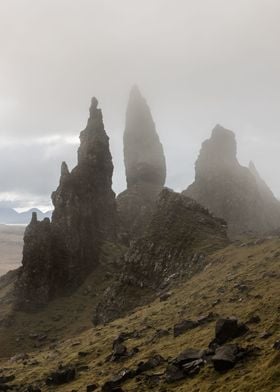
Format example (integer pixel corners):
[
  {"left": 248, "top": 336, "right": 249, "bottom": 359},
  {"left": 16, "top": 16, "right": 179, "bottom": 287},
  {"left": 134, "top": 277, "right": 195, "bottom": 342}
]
[{"left": 184, "top": 125, "right": 280, "bottom": 237}]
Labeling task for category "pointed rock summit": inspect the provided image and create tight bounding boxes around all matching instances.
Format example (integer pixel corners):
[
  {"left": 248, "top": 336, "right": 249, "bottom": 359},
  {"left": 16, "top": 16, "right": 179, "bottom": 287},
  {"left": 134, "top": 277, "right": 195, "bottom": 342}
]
[
  {"left": 124, "top": 86, "right": 166, "bottom": 188},
  {"left": 184, "top": 125, "right": 280, "bottom": 237},
  {"left": 117, "top": 87, "right": 167, "bottom": 240},
  {"left": 15, "top": 98, "right": 117, "bottom": 309}
]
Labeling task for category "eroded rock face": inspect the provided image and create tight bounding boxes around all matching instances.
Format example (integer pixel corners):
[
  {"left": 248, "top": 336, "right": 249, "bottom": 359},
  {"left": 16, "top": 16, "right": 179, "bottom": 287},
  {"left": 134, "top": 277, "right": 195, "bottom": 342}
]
[
  {"left": 51, "top": 97, "right": 117, "bottom": 285},
  {"left": 15, "top": 213, "right": 68, "bottom": 309},
  {"left": 93, "top": 189, "right": 229, "bottom": 324},
  {"left": 184, "top": 125, "right": 280, "bottom": 237},
  {"left": 15, "top": 98, "right": 117, "bottom": 309},
  {"left": 117, "top": 87, "right": 166, "bottom": 240}
]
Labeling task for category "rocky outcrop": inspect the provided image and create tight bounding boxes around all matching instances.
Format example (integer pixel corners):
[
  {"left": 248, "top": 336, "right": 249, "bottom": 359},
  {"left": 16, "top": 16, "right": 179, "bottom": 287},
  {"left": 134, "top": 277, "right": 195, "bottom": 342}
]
[
  {"left": 117, "top": 87, "right": 166, "bottom": 241},
  {"left": 51, "top": 97, "right": 117, "bottom": 285},
  {"left": 184, "top": 125, "right": 280, "bottom": 237},
  {"left": 14, "top": 214, "right": 68, "bottom": 308},
  {"left": 15, "top": 98, "right": 117, "bottom": 309},
  {"left": 93, "top": 189, "right": 229, "bottom": 324}
]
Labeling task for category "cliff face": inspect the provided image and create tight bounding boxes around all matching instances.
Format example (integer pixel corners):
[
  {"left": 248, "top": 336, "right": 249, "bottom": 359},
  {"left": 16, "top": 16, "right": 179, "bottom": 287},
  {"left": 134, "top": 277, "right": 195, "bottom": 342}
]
[
  {"left": 184, "top": 125, "right": 280, "bottom": 237},
  {"left": 94, "top": 188, "right": 229, "bottom": 324},
  {"left": 51, "top": 97, "right": 117, "bottom": 285},
  {"left": 117, "top": 87, "right": 166, "bottom": 241},
  {"left": 15, "top": 98, "right": 117, "bottom": 309}
]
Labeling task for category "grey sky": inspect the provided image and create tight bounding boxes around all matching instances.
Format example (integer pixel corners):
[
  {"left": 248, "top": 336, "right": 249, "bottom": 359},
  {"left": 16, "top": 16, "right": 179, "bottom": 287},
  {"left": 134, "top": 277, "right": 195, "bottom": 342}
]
[{"left": 1, "top": 0, "right": 280, "bottom": 210}]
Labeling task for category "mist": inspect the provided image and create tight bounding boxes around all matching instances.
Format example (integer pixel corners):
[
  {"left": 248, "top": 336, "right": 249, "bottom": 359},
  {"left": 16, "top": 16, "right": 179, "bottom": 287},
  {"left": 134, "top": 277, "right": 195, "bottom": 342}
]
[{"left": 1, "top": 0, "right": 280, "bottom": 209}]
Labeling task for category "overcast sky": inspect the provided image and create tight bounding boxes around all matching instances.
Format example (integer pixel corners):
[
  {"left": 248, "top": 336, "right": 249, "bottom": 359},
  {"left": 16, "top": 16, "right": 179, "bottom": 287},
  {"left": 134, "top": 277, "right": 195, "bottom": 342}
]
[{"left": 1, "top": 0, "right": 280, "bottom": 211}]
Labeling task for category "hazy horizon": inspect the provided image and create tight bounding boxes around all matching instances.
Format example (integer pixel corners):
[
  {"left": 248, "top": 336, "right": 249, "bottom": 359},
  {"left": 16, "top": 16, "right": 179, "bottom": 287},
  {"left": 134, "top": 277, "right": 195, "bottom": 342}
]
[{"left": 1, "top": 0, "right": 280, "bottom": 210}]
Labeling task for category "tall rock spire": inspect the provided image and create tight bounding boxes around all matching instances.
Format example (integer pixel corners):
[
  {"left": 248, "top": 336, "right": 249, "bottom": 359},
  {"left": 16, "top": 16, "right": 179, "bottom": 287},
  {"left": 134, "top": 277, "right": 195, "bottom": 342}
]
[
  {"left": 15, "top": 98, "right": 117, "bottom": 309},
  {"left": 117, "top": 87, "right": 167, "bottom": 241},
  {"left": 124, "top": 86, "right": 166, "bottom": 188},
  {"left": 184, "top": 125, "right": 280, "bottom": 237}
]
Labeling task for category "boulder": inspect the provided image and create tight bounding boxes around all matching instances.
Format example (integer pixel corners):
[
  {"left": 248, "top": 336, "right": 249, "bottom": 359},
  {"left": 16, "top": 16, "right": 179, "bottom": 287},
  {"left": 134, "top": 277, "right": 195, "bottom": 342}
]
[
  {"left": 86, "top": 385, "right": 98, "bottom": 392},
  {"left": 173, "top": 320, "right": 199, "bottom": 337},
  {"left": 211, "top": 317, "right": 249, "bottom": 346},
  {"left": 136, "top": 354, "right": 165, "bottom": 374},
  {"left": 101, "top": 369, "right": 135, "bottom": 391},
  {"left": 212, "top": 344, "right": 239, "bottom": 372},
  {"left": 45, "top": 367, "right": 76, "bottom": 385},
  {"left": 172, "top": 349, "right": 205, "bottom": 366},
  {"left": 273, "top": 341, "right": 280, "bottom": 350}
]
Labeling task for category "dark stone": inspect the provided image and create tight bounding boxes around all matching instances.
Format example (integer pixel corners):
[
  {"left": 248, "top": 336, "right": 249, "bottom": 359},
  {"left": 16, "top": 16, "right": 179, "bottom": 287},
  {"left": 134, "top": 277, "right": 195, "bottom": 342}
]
[
  {"left": 136, "top": 354, "right": 165, "bottom": 374},
  {"left": 0, "top": 377, "right": 14, "bottom": 384},
  {"left": 172, "top": 349, "right": 205, "bottom": 366},
  {"left": 259, "top": 331, "right": 272, "bottom": 339},
  {"left": 78, "top": 351, "right": 89, "bottom": 357},
  {"left": 212, "top": 344, "right": 260, "bottom": 372},
  {"left": 182, "top": 359, "right": 205, "bottom": 376},
  {"left": 197, "top": 312, "right": 217, "bottom": 325},
  {"left": 273, "top": 340, "right": 280, "bottom": 350},
  {"left": 150, "top": 329, "right": 170, "bottom": 343},
  {"left": 211, "top": 317, "right": 249, "bottom": 346},
  {"left": 212, "top": 344, "right": 239, "bottom": 372},
  {"left": 86, "top": 384, "right": 98, "bottom": 392},
  {"left": 159, "top": 291, "right": 172, "bottom": 302},
  {"left": 246, "top": 315, "right": 261, "bottom": 324},
  {"left": 101, "top": 369, "right": 135, "bottom": 391},
  {"left": 25, "top": 387, "right": 41, "bottom": 392},
  {"left": 165, "top": 364, "right": 185, "bottom": 383},
  {"left": 173, "top": 320, "right": 199, "bottom": 337},
  {"left": 0, "top": 386, "right": 13, "bottom": 391},
  {"left": 45, "top": 367, "right": 76, "bottom": 385},
  {"left": 113, "top": 342, "right": 127, "bottom": 357}
]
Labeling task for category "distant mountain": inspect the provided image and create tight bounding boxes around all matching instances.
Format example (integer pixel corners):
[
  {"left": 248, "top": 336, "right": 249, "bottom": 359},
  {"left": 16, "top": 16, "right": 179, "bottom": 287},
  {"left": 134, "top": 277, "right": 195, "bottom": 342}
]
[{"left": 0, "top": 207, "right": 52, "bottom": 224}]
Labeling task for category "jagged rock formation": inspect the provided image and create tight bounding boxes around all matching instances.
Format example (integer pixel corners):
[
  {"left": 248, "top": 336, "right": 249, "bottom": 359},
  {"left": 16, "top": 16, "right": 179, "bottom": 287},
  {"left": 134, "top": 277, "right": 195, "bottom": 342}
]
[
  {"left": 15, "top": 98, "right": 117, "bottom": 309},
  {"left": 93, "top": 188, "right": 229, "bottom": 324},
  {"left": 184, "top": 125, "right": 280, "bottom": 237},
  {"left": 117, "top": 86, "right": 166, "bottom": 240},
  {"left": 51, "top": 97, "right": 117, "bottom": 284},
  {"left": 15, "top": 213, "right": 68, "bottom": 308}
]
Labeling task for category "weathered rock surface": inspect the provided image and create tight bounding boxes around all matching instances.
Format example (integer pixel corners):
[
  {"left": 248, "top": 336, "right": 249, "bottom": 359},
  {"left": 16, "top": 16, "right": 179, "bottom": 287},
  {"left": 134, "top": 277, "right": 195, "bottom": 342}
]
[
  {"left": 15, "top": 98, "right": 117, "bottom": 309},
  {"left": 117, "top": 86, "right": 166, "bottom": 240},
  {"left": 45, "top": 366, "right": 76, "bottom": 385},
  {"left": 184, "top": 125, "right": 280, "bottom": 237},
  {"left": 93, "top": 188, "right": 229, "bottom": 324},
  {"left": 210, "top": 317, "right": 249, "bottom": 347},
  {"left": 51, "top": 97, "right": 117, "bottom": 284}
]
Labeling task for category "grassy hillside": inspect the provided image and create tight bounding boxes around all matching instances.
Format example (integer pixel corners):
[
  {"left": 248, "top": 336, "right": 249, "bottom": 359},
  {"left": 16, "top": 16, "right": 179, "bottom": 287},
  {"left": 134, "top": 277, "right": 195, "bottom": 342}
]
[{"left": 0, "top": 239, "right": 279, "bottom": 391}]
